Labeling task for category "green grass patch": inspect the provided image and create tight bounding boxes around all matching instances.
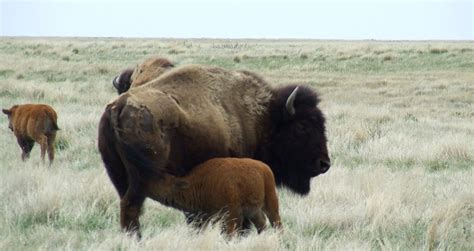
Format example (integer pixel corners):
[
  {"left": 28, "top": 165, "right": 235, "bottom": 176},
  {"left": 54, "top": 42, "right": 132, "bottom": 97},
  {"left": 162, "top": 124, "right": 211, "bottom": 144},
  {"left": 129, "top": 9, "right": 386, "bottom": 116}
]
[
  {"left": 0, "top": 69, "right": 15, "bottom": 78},
  {"left": 426, "top": 159, "right": 473, "bottom": 172},
  {"left": 385, "top": 158, "right": 417, "bottom": 170},
  {"left": 55, "top": 134, "right": 71, "bottom": 151},
  {"left": 0, "top": 89, "right": 20, "bottom": 99},
  {"left": 302, "top": 222, "right": 338, "bottom": 240}
]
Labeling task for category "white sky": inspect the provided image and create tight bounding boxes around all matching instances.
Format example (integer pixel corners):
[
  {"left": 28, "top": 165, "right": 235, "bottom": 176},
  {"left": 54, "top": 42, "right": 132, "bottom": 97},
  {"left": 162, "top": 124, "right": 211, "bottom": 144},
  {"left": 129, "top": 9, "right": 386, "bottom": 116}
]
[{"left": 1, "top": 0, "right": 472, "bottom": 40}]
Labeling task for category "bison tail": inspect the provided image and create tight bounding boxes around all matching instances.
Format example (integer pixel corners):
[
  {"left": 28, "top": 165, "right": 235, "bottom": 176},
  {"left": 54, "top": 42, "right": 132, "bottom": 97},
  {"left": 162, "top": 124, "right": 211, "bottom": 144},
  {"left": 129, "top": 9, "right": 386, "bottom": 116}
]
[{"left": 98, "top": 103, "right": 129, "bottom": 198}]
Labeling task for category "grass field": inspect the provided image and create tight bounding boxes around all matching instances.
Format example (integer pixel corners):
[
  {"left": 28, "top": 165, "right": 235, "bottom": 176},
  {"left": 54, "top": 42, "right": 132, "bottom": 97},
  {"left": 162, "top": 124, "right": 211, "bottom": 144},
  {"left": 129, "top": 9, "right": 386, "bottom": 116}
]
[{"left": 0, "top": 38, "right": 473, "bottom": 250}]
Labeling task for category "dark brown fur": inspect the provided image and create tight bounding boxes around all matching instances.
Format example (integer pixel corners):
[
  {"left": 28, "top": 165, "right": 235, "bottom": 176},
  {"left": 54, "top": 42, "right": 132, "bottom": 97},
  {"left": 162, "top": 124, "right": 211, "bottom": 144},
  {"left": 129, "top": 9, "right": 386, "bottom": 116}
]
[
  {"left": 148, "top": 158, "right": 282, "bottom": 236},
  {"left": 3, "top": 104, "right": 59, "bottom": 164},
  {"left": 99, "top": 63, "right": 330, "bottom": 235}
]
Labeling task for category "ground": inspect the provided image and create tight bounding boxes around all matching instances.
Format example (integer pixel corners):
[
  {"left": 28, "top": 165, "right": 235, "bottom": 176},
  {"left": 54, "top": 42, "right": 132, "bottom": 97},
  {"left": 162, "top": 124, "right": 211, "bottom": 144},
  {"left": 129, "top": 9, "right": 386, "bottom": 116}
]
[{"left": 0, "top": 38, "right": 473, "bottom": 250}]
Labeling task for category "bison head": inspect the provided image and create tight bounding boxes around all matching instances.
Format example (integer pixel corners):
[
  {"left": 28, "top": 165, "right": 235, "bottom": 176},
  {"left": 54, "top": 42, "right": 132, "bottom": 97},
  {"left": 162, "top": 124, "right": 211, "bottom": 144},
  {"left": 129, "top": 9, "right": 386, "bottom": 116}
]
[
  {"left": 112, "top": 69, "right": 134, "bottom": 94},
  {"left": 265, "top": 85, "right": 330, "bottom": 195},
  {"left": 112, "top": 57, "right": 174, "bottom": 95}
]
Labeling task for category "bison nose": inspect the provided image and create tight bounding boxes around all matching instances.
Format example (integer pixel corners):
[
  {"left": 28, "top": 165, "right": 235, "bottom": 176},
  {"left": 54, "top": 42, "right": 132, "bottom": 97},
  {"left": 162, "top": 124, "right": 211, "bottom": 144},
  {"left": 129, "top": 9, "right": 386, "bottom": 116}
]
[{"left": 319, "top": 159, "right": 331, "bottom": 173}]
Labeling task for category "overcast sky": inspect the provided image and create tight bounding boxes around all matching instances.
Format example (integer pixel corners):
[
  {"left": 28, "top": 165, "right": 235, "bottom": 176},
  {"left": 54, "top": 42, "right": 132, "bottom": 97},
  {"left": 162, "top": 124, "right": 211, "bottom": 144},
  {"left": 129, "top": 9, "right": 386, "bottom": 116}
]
[{"left": 1, "top": 0, "right": 472, "bottom": 40}]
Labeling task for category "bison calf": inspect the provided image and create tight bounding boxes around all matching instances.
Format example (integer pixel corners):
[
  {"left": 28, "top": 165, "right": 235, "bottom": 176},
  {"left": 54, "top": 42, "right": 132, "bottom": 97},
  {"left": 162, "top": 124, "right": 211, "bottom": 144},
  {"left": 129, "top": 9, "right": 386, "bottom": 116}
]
[
  {"left": 2, "top": 104, "right": 59, "bottom": 164},
  {"left": 148, "top": 157, "right": 282, "bottom": 236}
]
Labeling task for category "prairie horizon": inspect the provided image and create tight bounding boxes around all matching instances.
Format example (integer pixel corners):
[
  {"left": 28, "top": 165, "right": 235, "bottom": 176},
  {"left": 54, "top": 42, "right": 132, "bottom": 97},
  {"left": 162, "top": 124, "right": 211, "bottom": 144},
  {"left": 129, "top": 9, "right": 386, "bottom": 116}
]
[{"left": 0, "top": 37, "right": 473, "bottom": 250}]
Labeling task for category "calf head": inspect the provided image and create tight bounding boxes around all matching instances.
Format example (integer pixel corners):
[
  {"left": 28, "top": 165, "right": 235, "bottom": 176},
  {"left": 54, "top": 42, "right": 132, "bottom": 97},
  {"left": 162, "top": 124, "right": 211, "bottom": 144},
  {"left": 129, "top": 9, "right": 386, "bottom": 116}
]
[
  {"left": 2, "top": 105, "right": 18, "bottom": 131},
  {"left": 265, "top": 85, "right": 330, "bottom": 195}
]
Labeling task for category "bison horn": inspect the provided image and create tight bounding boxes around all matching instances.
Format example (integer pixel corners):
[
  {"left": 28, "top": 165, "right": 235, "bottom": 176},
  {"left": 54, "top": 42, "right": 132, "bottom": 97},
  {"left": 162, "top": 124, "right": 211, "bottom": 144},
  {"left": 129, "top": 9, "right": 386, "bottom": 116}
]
[
  {"left": 285, "top": 86, "right": 299, "bottom": 116},
  {"left": 112, "top": 75, "right": 120, "bottom": 89}
]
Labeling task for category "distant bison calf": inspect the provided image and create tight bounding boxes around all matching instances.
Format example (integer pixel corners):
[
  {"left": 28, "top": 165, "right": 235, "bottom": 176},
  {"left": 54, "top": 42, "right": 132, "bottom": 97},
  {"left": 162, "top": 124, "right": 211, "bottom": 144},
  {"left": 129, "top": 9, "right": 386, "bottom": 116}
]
[
  {"left": 148, "top": 158, "right": 282, "bottom": 236},
  {"left": 2, "top": 104, "right": 59, "bottom": 164}
]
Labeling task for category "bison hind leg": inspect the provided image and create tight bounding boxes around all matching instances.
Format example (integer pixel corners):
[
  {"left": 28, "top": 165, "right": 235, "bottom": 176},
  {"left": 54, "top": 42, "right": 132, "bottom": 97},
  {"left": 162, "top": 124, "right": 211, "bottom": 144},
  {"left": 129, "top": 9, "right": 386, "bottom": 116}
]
[{"left": 120, "top": 191, "right": 146, "bottom": 238}]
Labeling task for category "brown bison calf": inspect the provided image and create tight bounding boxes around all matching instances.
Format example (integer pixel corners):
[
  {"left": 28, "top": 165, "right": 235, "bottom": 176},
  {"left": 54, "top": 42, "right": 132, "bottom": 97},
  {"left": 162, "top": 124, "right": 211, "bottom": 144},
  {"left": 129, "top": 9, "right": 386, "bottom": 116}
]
[
  {"left": 147, "top": 157, "right": 282, "bottom": 236},
  {"left": 2, "top": 104, "right": 59, "bottom": 164}
]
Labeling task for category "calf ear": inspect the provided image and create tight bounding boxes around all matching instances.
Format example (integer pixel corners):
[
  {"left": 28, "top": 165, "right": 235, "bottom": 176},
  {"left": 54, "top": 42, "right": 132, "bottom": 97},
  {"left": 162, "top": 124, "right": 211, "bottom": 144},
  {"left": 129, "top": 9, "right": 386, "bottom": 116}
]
[
  {"left": 2, "top": 109, "right": 11, "bottom": 115},
  {"left": 174, "top": 180, "right": 190, "bottom": 189}
]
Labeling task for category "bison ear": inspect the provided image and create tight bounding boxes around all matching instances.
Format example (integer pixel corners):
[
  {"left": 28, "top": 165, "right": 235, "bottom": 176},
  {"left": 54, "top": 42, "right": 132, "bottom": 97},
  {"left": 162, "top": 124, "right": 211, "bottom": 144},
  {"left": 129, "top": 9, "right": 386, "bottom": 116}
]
[
  {"left": 2, "top": 109, "right": 11, "bottom": 115},
  {"left": 174, "top": 180, "right": 190, "bottom": 189},
  {"left": 285, "top": 86, "right": 299, "bottom": 116}
]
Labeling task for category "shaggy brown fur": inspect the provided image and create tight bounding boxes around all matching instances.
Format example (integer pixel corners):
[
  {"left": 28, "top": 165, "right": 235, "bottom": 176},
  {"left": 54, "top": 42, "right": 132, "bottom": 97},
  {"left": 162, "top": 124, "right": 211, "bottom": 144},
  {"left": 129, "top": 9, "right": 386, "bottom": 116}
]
[
  {"left": 148, "top": 157, "right": 282, "bottom": 236},
  {"left": 112, "top": 57, "right": 174, "bottom": 94},
  {"left": 99, "top": 63, "right": 330, "bottom": 235},
  {"left": 3, "top": 104, "right": 59, "bottom": 164}
]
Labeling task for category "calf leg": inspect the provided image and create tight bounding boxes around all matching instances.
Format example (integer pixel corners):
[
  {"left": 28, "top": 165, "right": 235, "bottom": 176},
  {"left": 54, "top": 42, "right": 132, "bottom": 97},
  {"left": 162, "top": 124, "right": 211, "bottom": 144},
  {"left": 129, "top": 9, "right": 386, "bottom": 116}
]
[
  {"left": 225, "top": 208, "right": 243, "bottom": 237},
  {"left": 37, "top": 135, "right": 48, "bottom": 162},
  {"left": 264, "top": 204, "right": 282, "bottom": 230},
  {"left": 248, "top": 210, "right": 267, "bottom": 234},
  {"left": 17, "top": 138, "right": 34, "bottom": 161},
  {"left": 120, "top": 191, "right": 145, "bottom": 238},
  {"left": 241, "top": 218, "right": 252, "bottom": 233},
  {"left": 264, "top": 188, "right": 283, "bottom": 230},
  {"left": 46, "top": 133, "right": 56, "bottom": 164}
]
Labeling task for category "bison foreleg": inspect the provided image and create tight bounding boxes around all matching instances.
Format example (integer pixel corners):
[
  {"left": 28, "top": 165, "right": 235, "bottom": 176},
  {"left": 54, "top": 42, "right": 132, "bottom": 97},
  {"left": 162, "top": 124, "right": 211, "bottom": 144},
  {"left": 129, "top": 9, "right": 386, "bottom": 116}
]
[{"left": 120, "top": 192, "right": 145, "bottom": 238}]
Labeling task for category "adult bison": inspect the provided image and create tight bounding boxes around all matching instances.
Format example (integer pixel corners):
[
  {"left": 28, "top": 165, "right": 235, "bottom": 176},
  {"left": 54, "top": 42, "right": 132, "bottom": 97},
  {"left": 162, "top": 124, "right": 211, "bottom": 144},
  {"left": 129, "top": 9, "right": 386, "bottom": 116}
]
[{"left": 99, "top": 59, "right": 330, "bottom": 235}]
